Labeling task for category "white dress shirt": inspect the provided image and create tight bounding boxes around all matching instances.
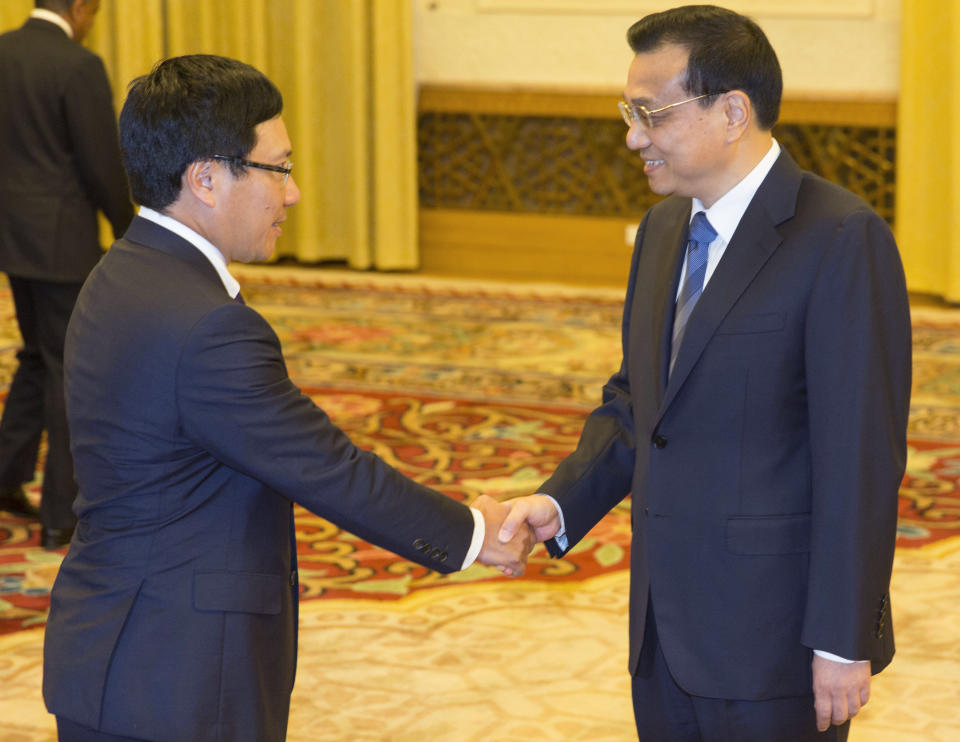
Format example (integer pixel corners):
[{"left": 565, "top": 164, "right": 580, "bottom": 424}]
[
  {"left": 29, "top": 8, "right": 73, "bottom": 38},
  {"left": 678, "top": 138, "right": 781, "bottom": 296}
]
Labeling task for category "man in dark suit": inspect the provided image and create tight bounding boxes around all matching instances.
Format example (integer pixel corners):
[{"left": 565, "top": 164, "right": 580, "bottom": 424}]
[
  {"left": 0, "top": 0, "right": 133, "bottom": 548},
  {"left": 42, "top": 54, "right": 531, "bottom": 742},
  {"left": 498, "top": 6, "right": 911, "bottom": 741}
]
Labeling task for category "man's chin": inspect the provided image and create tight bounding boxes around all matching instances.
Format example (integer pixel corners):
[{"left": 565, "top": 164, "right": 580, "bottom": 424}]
[
  {"left": 646, "top": 179, "right": 675, "bottom": 196},
  {"left": 253, "top": 239, "right": 279, "bottom": 263},
  {"left": 643, "top": 168, "right": 674, "bottom": 196}
]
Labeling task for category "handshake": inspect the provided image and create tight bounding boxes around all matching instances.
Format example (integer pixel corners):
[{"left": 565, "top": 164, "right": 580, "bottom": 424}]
[{"left": 471, "top": 494, "right": 563, "bottom": 577}]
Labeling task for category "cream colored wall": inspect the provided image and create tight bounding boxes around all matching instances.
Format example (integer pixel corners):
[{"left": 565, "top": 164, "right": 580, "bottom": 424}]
[{"left": 413, "top": 0, "right": 900, "bottom": 97}]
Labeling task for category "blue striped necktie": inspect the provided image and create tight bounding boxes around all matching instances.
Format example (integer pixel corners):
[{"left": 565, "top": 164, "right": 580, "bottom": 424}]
[{"left": 670, "top": 211, "right": 717, "bottom": 375}]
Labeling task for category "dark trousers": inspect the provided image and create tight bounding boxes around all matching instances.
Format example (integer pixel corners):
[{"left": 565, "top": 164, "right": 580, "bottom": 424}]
[
  {"left": 0, "top": 275, "right": 81, "bottom": 529},
  {"left": 632, "top": 602, "right": 849, "bottom": 742},
  {"left": 57, "top": 717, "right": 153, "bottom": 742}
]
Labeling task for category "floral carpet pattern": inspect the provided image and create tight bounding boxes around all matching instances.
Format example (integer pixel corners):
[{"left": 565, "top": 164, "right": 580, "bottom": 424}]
[{"left": 1, "top": 268, "right": 960, "bottom": 638}]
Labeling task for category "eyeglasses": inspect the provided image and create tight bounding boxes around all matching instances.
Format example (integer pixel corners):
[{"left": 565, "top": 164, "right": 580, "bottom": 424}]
[
  {"left": 618, "top": 92, "right": 723, "bottom": 129},
  {"left": 211, "top": 154, "right": 293, "bottom": 186}
]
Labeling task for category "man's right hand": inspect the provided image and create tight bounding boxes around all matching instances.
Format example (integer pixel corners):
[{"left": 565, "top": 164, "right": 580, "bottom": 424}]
[
  {"left": 497, "top": 494, "right": 562, "bottom": 544},
  {"left": 473, "top": 494, "right": 533, "bottom": 576}
]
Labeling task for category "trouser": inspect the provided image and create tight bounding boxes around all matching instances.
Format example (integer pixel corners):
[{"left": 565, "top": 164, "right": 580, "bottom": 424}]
[
  {"left": 632, "top": 601, "right": 850, "bottom": 742},
  {"left": 0, "top": 275, "right": 81, "bottom": 529},
  {"left": 57, "top": 717, "right": 154, "bottom": 742}
]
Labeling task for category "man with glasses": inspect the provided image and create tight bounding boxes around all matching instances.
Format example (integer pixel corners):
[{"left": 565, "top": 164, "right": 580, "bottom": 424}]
[
  {"left": 42, "top": 54, "right": 532, "bottom": 742},
  {"left": 499, "top": 5, "right": 910, "bottom": 740},
  {"left": 0, "top": 0, "right": 133, "bottom": 547}
]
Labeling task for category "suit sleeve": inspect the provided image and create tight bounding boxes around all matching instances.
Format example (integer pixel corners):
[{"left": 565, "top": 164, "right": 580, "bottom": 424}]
[
  {"left": 63, "top": 54, "right": 133, "bottom": 238},
  {"left": 174, "top": 303, "right": 475, "bottom": 573},
  {"left": 538, "top": 215, "right": 648, "bottom": 553},
  {"left": 801, "top": 207, "right": 910, "bottom": 668}
]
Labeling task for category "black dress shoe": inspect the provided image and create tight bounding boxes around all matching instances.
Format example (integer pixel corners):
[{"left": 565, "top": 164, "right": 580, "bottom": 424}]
[
  {"left": 41, "top": 527, "right": 74, "bottom": 550},
  {"left": 0, "top": 486, "right": 40, "bottom": 520}
]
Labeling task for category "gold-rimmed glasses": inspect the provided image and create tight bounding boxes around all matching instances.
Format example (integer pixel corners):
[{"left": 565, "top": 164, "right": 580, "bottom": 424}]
[{"left": 618, "top": 92, "right": 723, "bottom": 129}]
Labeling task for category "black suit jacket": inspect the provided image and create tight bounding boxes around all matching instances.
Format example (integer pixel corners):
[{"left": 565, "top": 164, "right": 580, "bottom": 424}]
[
  {"left": 43, "top": 218, "right": 475, "bottom": 741},
  {"left": 0, "top": 17, "right": 132, "bottom": 281},
  {"left": 542, "top": 150, "right": 911, "bottom": 700}
]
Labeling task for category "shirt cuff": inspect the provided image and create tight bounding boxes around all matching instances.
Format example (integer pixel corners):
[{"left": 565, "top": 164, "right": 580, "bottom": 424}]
[
  {"left": 539, "top": 494, "right": 568, "bottom": 552},
  {"left": 461, "top": 507, "right": 485, "bottom": 569},
  {"left": 813, "top": 650, "right": 866, "bottom": 664}
]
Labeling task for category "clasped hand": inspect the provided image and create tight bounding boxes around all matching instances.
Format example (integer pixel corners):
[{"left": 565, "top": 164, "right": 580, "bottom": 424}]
[
  {"left": 473, "top": 494, "right": 533, "bottom": 576},
  {"left": 474, "top": 494, "right": 563, "bottom": 576}
]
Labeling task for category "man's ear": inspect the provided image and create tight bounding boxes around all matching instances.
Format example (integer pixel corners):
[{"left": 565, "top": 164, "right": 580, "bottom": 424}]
[
  {"left": 66, "top": 0, "right": 90, "bottom": 32},
  {"left": 721, "top": 90, "right": 752, "bottom": 143},
  {"left": 182, "top": 160, "right": 218, "bottom": 208}
]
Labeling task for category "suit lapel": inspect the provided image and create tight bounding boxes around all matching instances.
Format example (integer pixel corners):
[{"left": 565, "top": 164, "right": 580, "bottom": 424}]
[
  {"left": 658, "top": 150, "right": 803, "bottom": 414},
  {"left": 648, "top": 212, "right": 689, "bottom": 401},
  {"left": 629, "top": 198, "right": 690, "bottom": 410}
]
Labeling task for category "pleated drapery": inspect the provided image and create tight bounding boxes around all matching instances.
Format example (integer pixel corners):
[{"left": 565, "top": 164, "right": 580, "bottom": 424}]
[
  {"left": 896, "top": 0, "right": 960, "bottom": 301},
  {"left": 0, "top": 0, "right": 419, "bottom": 269}
]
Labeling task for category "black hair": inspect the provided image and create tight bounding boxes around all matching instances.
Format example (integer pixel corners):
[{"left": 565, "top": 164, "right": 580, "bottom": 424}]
[
  {"left": 35, "top": 0, "right": 76, "bottom": 12},
  {"left": 627, "top": 4, "right": 781, "bottom": 130},
  {"left": 119, "top": 54, "right": 283, "bottom": 210}
]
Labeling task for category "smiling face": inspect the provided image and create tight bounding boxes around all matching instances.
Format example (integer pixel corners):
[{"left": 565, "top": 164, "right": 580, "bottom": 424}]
[
  {"left": 623, "top": 43, "right": 733, "bottom": 207},
  {"left": 213, "top": 116, "right": 300, "bottom": 263}
]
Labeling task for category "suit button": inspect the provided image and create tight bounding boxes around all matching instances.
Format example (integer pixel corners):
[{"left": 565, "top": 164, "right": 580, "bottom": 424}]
[
  {"left": 431, "top": 547, "right": 443, "bottom": 560},
  {"left": 652, "top": 434, "right": 667, "bottom": 449},
  {"left": 438, "top": 551, "right": 448, "bottom": 563},
  {"left": 289, "top": 570, "right": 297, "bottom": 587},
  {"left": 413, "top": 538, "right": 426, "bottom": 550}
]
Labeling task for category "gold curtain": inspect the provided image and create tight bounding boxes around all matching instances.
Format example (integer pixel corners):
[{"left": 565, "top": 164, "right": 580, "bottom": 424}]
[
  {"left": 0, "top": 2, "right": 34, "bottom": 35},
  {"left": 1, "top": 0, "right": 418, "bottom": 269},
  {"left": 896, "top": 0, "right": 960, "bottom": 301}
]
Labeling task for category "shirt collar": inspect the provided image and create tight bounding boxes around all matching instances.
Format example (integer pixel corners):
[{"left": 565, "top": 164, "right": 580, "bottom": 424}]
[
  {"left": 30, "top": 9, "right": 73, "bottom": 39},
  {"left": 691, "top": 139, "right": 781, "bottom": 243},
  {"left": 137, "top": 207, "right": 242, "bottom": 299}
]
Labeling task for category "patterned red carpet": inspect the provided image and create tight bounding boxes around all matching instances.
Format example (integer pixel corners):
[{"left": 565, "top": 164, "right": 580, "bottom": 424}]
[{"left": 1, "top": 268, "right": 958, "bottom": 637}]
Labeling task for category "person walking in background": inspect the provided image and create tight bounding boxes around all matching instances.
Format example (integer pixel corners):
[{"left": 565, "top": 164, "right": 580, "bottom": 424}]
[
  {"left": 0, "top": 0, "right": 133, "bottom": 548},
  {"left": 499, "top": 5, "right": 911, "bottom": 740}
]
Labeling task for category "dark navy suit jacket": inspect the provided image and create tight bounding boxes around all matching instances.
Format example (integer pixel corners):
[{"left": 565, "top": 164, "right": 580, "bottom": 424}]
[
  {"left": 0, "top": 17, "right": 132, "bottom": 280},
  {"left": 543, "top": 149, "right": 910, "bottom": 700},
  {"left": 43, "top": 218, "right": 474, "bottom": 741}
]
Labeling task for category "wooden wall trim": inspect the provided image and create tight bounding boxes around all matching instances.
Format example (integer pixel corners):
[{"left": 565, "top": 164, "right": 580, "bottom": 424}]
[
  {"left": 418, "top": 84, "right": 897, "bottom": 127},
  {"left": 419, "top": 209, "right": 634, "bottom": 286},
  {"left": 416, "top": 84, "right": 897, "bottom": 285}
]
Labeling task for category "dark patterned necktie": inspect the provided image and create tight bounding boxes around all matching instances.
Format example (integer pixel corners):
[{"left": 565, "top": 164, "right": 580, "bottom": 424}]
[{"left": 669, "top": 211, "right": 717, "bottom": 375}]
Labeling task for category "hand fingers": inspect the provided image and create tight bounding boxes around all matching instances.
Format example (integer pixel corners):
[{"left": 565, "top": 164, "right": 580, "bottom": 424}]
[
  {"left": 473, "top": 493, "right": 499, "bottom": 512},
  {"left": 832, "top": 693, "right": 849, "bottom": 726},
  {"left": 498, "top": 503, "right": 529, "bottom": 543},
  {"left": 845, "top": 681, "right": 870, "bottom": 719},
  {"left": 814, "top": 694, "right": 832, "bottom": 732},
  {"left": 816, "top": 690, "right": 852, "bottom": 731},
  {"left": 525, "top": 524, "right": 536, "bottom": 554},
  {"left": 846, "top": 686, "right": 862, "bottom": 718}
]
